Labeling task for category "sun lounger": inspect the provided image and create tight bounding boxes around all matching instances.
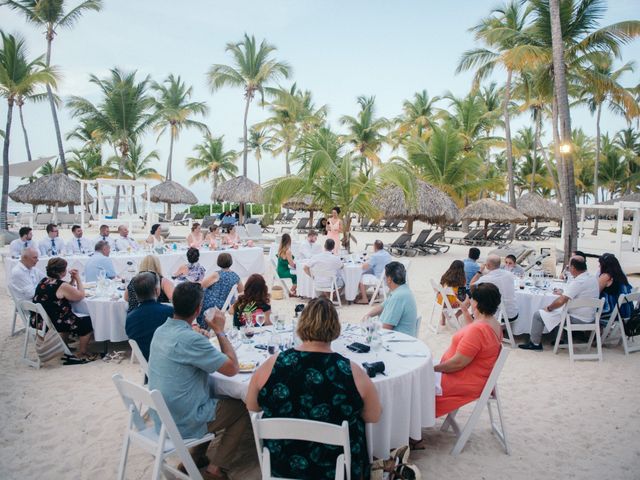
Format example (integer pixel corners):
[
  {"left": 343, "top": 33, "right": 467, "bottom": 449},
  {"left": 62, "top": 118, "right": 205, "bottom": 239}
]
[
  {"left": 421, "top": 232, "right": 451, "bottom": 254},
  {"left": 387, "top": 232, "right": 415, "bottom": 257}
]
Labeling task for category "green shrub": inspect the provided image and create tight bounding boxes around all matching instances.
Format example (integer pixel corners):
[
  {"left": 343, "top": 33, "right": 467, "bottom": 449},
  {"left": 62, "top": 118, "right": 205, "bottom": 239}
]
[
  {"left": 184, "top": 203, "right": 275, "bottom": 219},
  {"left": 609, "top": 224, "right": 633, "bottom": 235}
]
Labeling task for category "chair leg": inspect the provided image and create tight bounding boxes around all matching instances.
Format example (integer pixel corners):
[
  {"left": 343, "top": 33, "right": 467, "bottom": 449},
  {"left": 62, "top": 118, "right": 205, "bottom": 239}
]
[
  {"left": 595, "top": 328, "right": 603, "bottom": 362},
  {"left": 567, "top": 326, "right": 575, "bottom": 362},
  {"left": 11, "top": 308, "right": 25, "bottom": 336},
  {"left": 553, "top": 318, "right": 566, "bottom": 354},
  {"left": 117, "top": 432, "right": 131, "bottom": 480},
  {"left": 502, "top": 316, "right": 516, "bottom": 348},
  {"left": 489, "top": 389, "right": 510, "bottom": 455},
  {"left": 451, "top": 402, "right": 484, "bottom": 456}
]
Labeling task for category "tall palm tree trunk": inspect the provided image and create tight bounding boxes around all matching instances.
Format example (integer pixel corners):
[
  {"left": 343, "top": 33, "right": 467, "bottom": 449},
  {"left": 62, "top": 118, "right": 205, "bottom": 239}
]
[
  {"left": 530, "top": 109, "right": 540, "bottom": 193},
  {"left": 257, "top": 157, "right": 262, "bottom": 185},
  {"left": 166, "top": 131, "right": 175, "bottom": 180},
  {"left": 551, "top": 97, "right": 565, "bottom": 202},
  {"left": 242, "top": 94, "right": 251, "bottom": 177},
  {"left": 550, "top": 0, "right": 578, "bottom": 263},
  {"left": 1, "top": 101, "right": 14, "bottom": 230},
  {"left": 112, "top": 148, "right": 127, "bottom": 219},
  {"left": 591, "top": 104, "right": 602, "bottom": 235},
  {"left": 285, "top": 147, "right": 291, "bottom": 175},
  {"left": 17, "top": 102, "right": 33, "bottom": 162},
  {"left": 504, "top": 68, "right": 517, "bottom": 239}
]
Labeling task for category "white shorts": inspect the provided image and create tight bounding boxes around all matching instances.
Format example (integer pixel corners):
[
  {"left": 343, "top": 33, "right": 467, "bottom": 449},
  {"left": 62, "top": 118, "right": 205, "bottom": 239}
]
[{"left": 361, "top": 274, "right": 379, "bottom": 286}]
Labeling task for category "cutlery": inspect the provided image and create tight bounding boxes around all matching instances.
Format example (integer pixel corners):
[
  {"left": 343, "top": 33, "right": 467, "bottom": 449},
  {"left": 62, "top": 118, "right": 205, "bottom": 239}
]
[
  {"left": 386, "top": 339, "right": 417, "bottom": 343},
  {"left": 396, "top": 353, "right": 428, "bottom": 358}
]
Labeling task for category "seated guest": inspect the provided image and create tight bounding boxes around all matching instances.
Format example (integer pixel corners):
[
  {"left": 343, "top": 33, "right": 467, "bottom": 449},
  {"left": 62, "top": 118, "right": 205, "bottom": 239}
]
[
  {"left": 276, "top": 233, "right": 297, "bottom": 296},
  {"left": 146, "top": 223, "right": 165, "bottom": 249},
  {"left": 223, "top": 225, "right": 240, "bottom": 245},
  {"left": 125, "top": 272, "right": 174, "bottom": 361},
  {"left": 365, "top": 262, "right": 418, "bottom": 336},
  {"left": 198, "top": 253, "right": 244, "bottom": 327},
  {"left": 304, "top": 238, "right": 344, "bottom": 290},
  {"left": 10, "top": 247, "right": 45, "bottom": 302},
  {"left": 173, "top": 247, "right": 206, "bottom": 282},
  {"left": 519, "top": 255, "right": 599, "bottom": 351},
  {"left": 205, "top": 224, "right": 221, "bottom": 246},
  {"left": 355, "top": 239, "right": 392, "bottom": 304},
  {"left": 84, "top": 240, "right": 117, "bottom": 282},
  {"left": 68, "top": 224, "right": 93, "bottom": 255},
  {"left": 471, "top": 254, "right": 518, "bottom": 322},
  {"left": 437, "top": 260, "right": 468, "bottom": 325},
  {"left": 434, "top": 283, "right": 502, "bottom": 418},
  {"left": 9, "top": 226, "right": 35, "bottom": 257},
  {"left": 230, "top": 274, "right": 272, "bottom": 327},
  {"left": 502, "top": 254, "right": 524, "bottom": 276},
  {"left": 463, "top": 247, "right": 481, "bottom": 289},
  {"left": 114, "top": 225, "right": 139, "bottom": 252},
  {"left": 220, "top": 211, "right": 237, "bottom": 227},
  {"left": 298, "top": 229, "right": 322, "bottom": 259},
  {"left": 33, "top": 257, "right": 94, "bottom": 359},
  {"left": 148, "top": 282, "right": 249, "bottom": 479},
  {"left": 124, "top": 255, "right": 174, "bottom": 311},
  {"left": 38, "top": 223, "right": 65, "bottom": 257},
  {"left": 94, "top": 224, "right": 114, "bottom": 248},
  {"left": 598, "top": 253, "right": 633, "bottom": 323},
  {"left": 246, "top": 297, "right": 381, "bottom": 480},
  {"left": 187, "top": 222, "right": 205, "bottom": 249}
]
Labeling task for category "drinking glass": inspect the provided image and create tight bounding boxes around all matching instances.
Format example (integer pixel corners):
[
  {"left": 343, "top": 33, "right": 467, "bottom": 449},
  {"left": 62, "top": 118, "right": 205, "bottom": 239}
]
[
  {"left": 242, "top": 323, "right": 255, "bottom": 344},
  {"left": 255, "top": 313, "right": 266, "bottom": 328},
  {"left": 273, "top": 313, "right": 285, "bottom": 331},
  {"left": 370, "top": 332, "right": 383, "bottom": 359}
]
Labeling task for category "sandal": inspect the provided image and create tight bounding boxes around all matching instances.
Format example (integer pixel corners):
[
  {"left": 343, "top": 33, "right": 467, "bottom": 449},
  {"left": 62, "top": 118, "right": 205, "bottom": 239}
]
[
  {"left": 103, "top": 351, "right": 126, "bottom": 364},
  {"left": 63, "top": 356, "right": 90, "bottom": 365}
]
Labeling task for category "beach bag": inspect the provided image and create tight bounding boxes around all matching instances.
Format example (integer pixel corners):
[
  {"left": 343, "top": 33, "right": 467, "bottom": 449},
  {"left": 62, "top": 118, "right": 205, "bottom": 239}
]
[
  {"left": 623, "top": 306, "right": 640, "bottom": 338},
  {"left": 371, "top": 445, "right": 422, "bottom": 480},
  {"left": 35, "top": 330, "right": 66, "bottom": 363}
]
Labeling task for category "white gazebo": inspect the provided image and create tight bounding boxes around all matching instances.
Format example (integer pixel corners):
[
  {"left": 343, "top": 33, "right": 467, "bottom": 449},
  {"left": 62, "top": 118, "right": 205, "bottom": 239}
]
[{"left": 80, "top": 178, "right": 154, "bottom": 231}]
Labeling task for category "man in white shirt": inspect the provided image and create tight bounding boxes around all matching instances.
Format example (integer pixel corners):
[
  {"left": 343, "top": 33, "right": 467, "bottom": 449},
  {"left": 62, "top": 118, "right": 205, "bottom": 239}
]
[
  {"left": 9, "top": 226, "right": 35, "bottom": 257},
  {"left": 68, "top": 224, "right": 94, "bottom": 255},
  {"left": 9, "top": 247, "right": 45, "bottom": 302},
  {"left": 356, "top": 240, "right": 392, "bottom": 304},
  {"left": 38, "top": 223, "right": 65, "bottom": 256},
  {"left": 298, "top": 230, "right": 322, "bottom": 259},
  {"left": 303, "top": 239, "right": 344, "bottom": 290},
  {"left": 471, "top": 254, "right": 518, "bottom": 321},
  {"left": 519, "top": 255, "right": 599, "bottom": 351},
  {"left": 94, "top": 224, "right": 114, "bottom": 248},
  {"left": 114, "top": 225, "right": 139, "bottom": 252}
]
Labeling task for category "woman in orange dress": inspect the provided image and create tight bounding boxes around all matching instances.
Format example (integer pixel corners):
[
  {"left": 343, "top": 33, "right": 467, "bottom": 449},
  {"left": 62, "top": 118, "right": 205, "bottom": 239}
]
[
  {"left": 434, "top": 282, "right": 502, "bottom": 418},
  {"left": 326, "top": 206, "right": 342, "bottom": 254}
]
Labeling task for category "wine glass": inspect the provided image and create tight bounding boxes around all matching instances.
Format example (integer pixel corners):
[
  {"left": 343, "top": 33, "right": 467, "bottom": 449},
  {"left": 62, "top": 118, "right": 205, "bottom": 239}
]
[
  {"left": 370, "top": 331, "right": 383, "bottom": 359},
  {"left": 255, "top": 313, "right": 266, "bottom": 329}
]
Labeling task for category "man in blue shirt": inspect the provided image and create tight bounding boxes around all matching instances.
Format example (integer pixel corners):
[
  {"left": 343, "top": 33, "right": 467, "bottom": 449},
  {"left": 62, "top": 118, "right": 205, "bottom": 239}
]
[
  {"left": 366, "top": 262, "right": 418, "bottom": 337},
  {"left": 84, "top": 241, "right": 117, "bottom": 281},
  {"left": 148, "top": 282, "right": 247, "bottom": 479},
  {"left": 125, "top": 272, "right": 173, "bottom": 361},
  {"left": 356, "top": 239, "right": 392, "bottom": 304},
  {"left": 463, "top": 247, "right": 481, "bottom": 289}
]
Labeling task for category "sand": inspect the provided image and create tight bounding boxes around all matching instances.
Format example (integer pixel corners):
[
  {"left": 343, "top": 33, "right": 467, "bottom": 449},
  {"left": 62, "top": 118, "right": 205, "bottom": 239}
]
[{"left": 1, "top": 222, "right": 639, "bottom": 479}]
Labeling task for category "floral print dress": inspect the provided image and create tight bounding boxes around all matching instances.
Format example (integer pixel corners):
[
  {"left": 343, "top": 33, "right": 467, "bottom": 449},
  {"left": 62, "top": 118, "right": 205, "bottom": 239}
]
[
  {"left": 32, "top": 278, "right": 93, "bottom": 336},
  {"left": 258, "top": 349, "right": 369, "bottom": 479}
]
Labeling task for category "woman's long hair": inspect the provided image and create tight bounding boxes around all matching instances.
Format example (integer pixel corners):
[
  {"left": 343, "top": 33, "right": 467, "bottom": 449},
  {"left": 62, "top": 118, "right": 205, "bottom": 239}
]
[
  {"left": 278, "top": 233, "right": 292, "bottom": 258},
  {"left": 599, "top": 253, "right": 629, "bottom": 291},
  {"left": 234, "top": 274, "right": 269, "bottom": 312},
  {"left": 440, "top": 260, "right": 466, "bottom": 288}
]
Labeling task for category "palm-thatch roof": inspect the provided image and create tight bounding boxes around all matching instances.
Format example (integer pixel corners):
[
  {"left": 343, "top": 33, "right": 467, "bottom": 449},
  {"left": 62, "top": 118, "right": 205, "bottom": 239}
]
[
  {"left": 211, "top": 176, "right": 263, "bottom": 204},
  {"left": 9, "top": 174, "right": 93, "bottom": 206},
  {"left": 461, "top": 198, "right": 527, "bottom": 223},
  {"left": 373, "top": 181, "right": 459, "bottom": 224},
  {"left": 516, "top": 192, "right": 563, "bottom": 220},
  {"left": 282, "top": 195, "right": 318, "bottom": 211},
  {"left": 144, "top": 180, "right": 197, "bottom": 205}
]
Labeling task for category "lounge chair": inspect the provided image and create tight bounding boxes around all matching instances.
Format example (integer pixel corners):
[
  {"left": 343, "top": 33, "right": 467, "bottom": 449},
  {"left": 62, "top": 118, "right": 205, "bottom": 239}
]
[
  {"left": 408, "top": 229, "right": 433, "bottom": 255},
  {"left": 273, "top": 213, "right": 285, "bottom": 223},
  {"left": 448, "top": 228, "right": 482, "bottom": 245},
  {"left": 354, "top": 217, "right": 371, "bottom": 231},
  {"left": 200, "top": 215, "right": 215, "bottom": 230},
  {"left": 422, "top": 232, "right": 451, "bottom": 254},
  {"left": 366, "top": 219, "right": 381, "bottom": 232},
  {"left": 387, "top": 233, "right": 415, "bottom": 257},
  {"left": 281, "top": 217, "right": 309, "bottom": 233},
  {"left": 282, "top": 212, "right": 295, "bottom": 223},
  {"left": 529, "top": 226, "right": 549, "bottom": 240}
]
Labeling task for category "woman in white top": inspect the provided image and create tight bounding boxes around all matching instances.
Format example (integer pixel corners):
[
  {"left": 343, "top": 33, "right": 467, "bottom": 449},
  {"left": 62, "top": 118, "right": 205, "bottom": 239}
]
[{"left": 145, "top": 224, "right": 165, "bottom": 249}]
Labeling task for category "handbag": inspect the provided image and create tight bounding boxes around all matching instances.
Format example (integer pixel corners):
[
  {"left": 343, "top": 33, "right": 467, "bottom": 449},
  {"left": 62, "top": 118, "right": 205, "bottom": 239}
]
[
  {"left": 35, "top": 329, "right": 66, "bottom": 363},
  {"left": 371, "top": 445, "right": 422, "bottom": 480}
]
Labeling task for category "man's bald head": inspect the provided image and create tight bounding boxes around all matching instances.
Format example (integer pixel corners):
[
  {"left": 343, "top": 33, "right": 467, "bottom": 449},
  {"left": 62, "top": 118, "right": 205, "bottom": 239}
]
[
  {"left": 21, "top": 247, "right": 39, "bottom": 268},
  {"left": 485, "top": 254, "right": 501, "bottom": 270},
  {"left": 569, "top": 255, "right": 587, "bottom": 272}
]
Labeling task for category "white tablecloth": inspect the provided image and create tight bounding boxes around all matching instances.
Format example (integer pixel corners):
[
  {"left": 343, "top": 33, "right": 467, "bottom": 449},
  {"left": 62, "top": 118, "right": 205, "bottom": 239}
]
[
  {"left": 513, "top": 286, "right": 560, "bottom": 335},
  {"left": 73, "top": 294, "right": 129, "bottom": 342},
  {"left": 4, "top": 247, "right": 264, "bottom": 282},
  {"left": 296, "top": 259, "right": 363, "bottom": 302},
  {"left": 211, "top": 326, "right": 436, "bottom": 459}
]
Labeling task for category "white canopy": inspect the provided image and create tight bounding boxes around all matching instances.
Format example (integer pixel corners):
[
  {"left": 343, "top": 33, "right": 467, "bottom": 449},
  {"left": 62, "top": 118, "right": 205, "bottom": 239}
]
[{"left": 1, "top": 156, "right": 55, "bottom": 177}]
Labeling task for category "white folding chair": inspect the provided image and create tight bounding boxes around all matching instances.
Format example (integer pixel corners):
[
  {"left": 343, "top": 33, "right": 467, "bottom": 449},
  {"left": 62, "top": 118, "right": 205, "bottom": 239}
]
[
  {"left": 414, "top": 315, "right": 423, "bottom": 338},
  {"left": 250, "top": 411, "right": 351, "bottom": 480},
  {"left": 236, "top": 225, "right": 250, "bottom": 242},
  {"left": 310, "top": 265, "right": 342, "bottom": 307},
  {"left": 429, "top": 279, "right": 461, "bottom": 333},
  {"left": 128, "top": 339, "right": 149, "bottom": 377},
  {"left": 7, "top": 286, "right": 28, "bottom": 336},
  {"left": 367, "top": 271, "right": 387, "bottom": 306},
  {"left": 602, "top": 292, "right": 640, "bottom": 355},
  {"left": 221, "top": 284, "right": 239, "bottom": 312},
  {"left": 270, "top": 257, "right": 291, "bottom": 299},
  {"left": 20, "top": 301, "right": 73, "bottom": 368},
  {"left": 112, "top": 373, "right": 215, "bottom": 480},
  {"left": 553, "top": 297, "right": 605, "bottom": 362},
  {"left": 441, "top": 347, "right": 510, "bottom": 456},
  {"left": 496, "top": 306, "right": 516, "bottom": 348}
]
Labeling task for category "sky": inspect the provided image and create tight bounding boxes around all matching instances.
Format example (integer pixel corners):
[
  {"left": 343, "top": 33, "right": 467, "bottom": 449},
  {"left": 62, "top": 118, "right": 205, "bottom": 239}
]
[{"left": 1, "top": 0, "right": 639, "bottom": 206}]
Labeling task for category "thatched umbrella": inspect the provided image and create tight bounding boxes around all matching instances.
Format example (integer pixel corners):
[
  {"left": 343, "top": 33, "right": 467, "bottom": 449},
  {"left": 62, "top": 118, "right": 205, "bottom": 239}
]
[
  {"left": 144, "top": 180, "right": 198, "bottom": 218},
  {"left": 516, "top": 192, "right": 563, "bottom": 222},
  {"left": 211, "top": 176, "right": 263, "bottom": 224},
  {"left": 373, "top": 181, "right": 459, "bottom": 233},
  {"left": 282, "top": 194, "right": 317, "bottom": 211},
  {"left": 461, "top": 198, "right": 527, "bottom": 227}
]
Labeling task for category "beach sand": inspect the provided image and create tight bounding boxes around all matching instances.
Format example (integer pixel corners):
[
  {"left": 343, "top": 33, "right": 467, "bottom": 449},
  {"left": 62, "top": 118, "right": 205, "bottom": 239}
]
[{"left": 1, "top": 222, "right": 639, "bottom": 479}]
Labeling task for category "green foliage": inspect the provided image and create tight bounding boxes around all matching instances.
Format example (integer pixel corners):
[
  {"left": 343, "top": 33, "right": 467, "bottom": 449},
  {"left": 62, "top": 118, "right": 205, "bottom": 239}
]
[{"left": 186, "top": 203, "right": 269, "bottom": 218}]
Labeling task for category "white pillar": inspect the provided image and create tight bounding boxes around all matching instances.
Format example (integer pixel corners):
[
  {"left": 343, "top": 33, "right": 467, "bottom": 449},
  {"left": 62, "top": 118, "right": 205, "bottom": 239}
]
[
  {"left": 80, "top": 180, "right": 85, "bottom": 228},
  {"left": 632, "top": 209, "right": 640, "bottom": 252},
  {"left": 579, "top": 207, "right": 585, "bottom": 240},
  {"left": 615, "top": 203, "right": 624, "bottom": 258},
  {"left": 146, "top": 183, "right": 152, "bottom": 227}
]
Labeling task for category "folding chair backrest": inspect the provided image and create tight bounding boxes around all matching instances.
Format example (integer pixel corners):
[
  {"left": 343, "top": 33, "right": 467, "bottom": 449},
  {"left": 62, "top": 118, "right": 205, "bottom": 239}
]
[
  {"left": 251, "top": 411, "right": 351, "bottom": 480},
  {"left": 221, "top": 284, "right": 239, "bottom": 312},
  {"left": 617, "top": 291, "right": 640, "bottom": 319},
  {"left": 480, "top": 347, "right": 509, "bottom": 401},
  {"left": 566, "top": 297, "right": 604, "bottom": 319},
  {"left": 20, "top": 300, "right": 73, "bottom": 356},
  {"left": 128, "top": 339, "right": 149, "bottom": 376},
  {"left": 8, "top": 286, "right": 31, "bottom": 329}
]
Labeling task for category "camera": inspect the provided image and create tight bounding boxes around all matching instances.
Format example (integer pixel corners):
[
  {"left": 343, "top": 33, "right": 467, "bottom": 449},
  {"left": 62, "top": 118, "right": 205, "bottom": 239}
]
[
  {"left": 362, "top": 361, "right": 385, "bottom": 378},
  {"left": 294, "top": 304, "right": 305, "bottom": 317}
]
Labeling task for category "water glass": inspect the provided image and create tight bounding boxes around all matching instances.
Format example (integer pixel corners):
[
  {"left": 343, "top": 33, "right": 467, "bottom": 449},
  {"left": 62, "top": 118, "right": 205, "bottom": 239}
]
[{"left": 255, "top": 313, "right": 265, "bottom": 328}]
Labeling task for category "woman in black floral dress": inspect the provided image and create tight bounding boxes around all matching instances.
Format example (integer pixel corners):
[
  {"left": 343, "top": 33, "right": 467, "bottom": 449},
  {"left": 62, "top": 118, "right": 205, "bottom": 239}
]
[
  {"left": 33, "top": 257, "right": 94, "bottom": 358},
  {"left": 246, "top": 298, "right": 381, "bottom": 479}
]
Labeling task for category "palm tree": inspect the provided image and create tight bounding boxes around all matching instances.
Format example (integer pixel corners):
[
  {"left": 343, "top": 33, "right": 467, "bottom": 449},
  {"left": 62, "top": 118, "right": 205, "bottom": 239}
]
[
  {"left": 340, "top": 95, "right": 389, "bottom": 176},
  {"left": 247, "top": 128, "right": 273, "bottom": 185},
  {"left": 207, "top": 34, "right": 291, "bottom": 178},
  {"left": 579, "top": 53, "right": 638, "bottom": 233},
  {"left": 4, "top": 0, "right": 103, "bottom": 176},
  {"left": 0, "top": 32, "right": 58, "bottom": 229},
  {"left": 598, "top": 134, "right": 625, "bottom": 200},
  {"left": 151, "top": 74, "right": 209, "bottom": 180},
  {"left": 66, "top": 146, "right": 104, "bottom": 213},
  {"left": 392, "top": 89, "right": 440, "bottom": 143},
  {"left": 186, "top": 135, "right": 238, "bottom": 201},
  {"left": 67, "top": 68, "right": 154, "bottom": 217},
  {"left": 614, "top": 128, "right": 640, "bottom": 194}
]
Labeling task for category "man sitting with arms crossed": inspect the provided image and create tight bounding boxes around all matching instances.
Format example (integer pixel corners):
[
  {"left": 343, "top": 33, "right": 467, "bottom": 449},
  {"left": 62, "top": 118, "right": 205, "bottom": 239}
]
[
  {"left": 365, "top": 261, "right": 418, "bottom": 337},
  {"left": 148, "top": 282, "right": 249, "bottom": 479},
  {"left": 84, "top": 241, "right": 117, "bottom": 282},
  {"left": 519, "top": 255, "right": 599, "bottom": 351},
  {"left": 356, "top": 239, "right": 392, "bottom": 304},
  {"left": 304, "top": 238, "right": 344, "bottom": 292},
  {"left": 68, "top": 224, "right": 94, "bottom": 254},
  {"left": 114, "top": 225, "right": 139, "bottom": 252},
  {"left": 298, "top": 229, "right": 322, "bottom": 259},
  {"left": 9, "top": 226, "right": 35, "bottom": 257},
  {"left": 470, "top": 253, "right": 519, "bottom": 323},
  {"left": 10, "top": 247, "right": 45, "bottom": 302},
  {"left": 125, "top": 272, "right": 173, "bottom": 362}
]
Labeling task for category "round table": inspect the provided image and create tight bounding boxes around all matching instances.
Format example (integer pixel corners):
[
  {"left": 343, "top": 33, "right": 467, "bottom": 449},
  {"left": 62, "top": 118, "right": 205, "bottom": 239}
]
[
  {"left": 210, "top": 325, "right": 436, "bottom": 460},
  {"left": 72, "top": 291, "right": 129, "bottom": 342},
  {"left": 513, "top": 283, "right": 562, "bottom": 335},
  {"left": 295, "top": 259, "right": 363, "bottom": 302}
]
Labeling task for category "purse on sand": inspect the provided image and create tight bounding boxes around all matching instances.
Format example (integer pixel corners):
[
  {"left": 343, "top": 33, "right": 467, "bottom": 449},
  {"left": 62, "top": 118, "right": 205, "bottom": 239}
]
[
  {"left": 35, "top": 329, "right": 66, "bottom": 363},
  {"left": 371, "top": 445, "right": 422, "bottom": 480}
]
